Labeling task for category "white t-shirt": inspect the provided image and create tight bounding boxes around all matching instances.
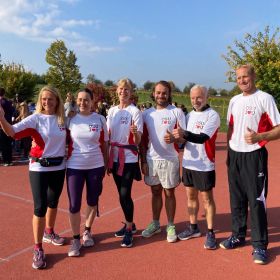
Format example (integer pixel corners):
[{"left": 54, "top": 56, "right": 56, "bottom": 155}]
[
  {"left": 227, "top": 90, "right": 280, "bottom": 152},
  {"left": 183, "top": 107, "right": 220, "bottom": 171},
  {"left": 13, "top": 113, "right": 66, "bottom": 171},
  {"left": 67, "top": 113, "right": 109, "bottom": 169},
  {"left": 107, "top": 104, "right": 143, "bottom": 163},
  {"left": 142, "top": 104, "right": 186, "bottom": 160}
]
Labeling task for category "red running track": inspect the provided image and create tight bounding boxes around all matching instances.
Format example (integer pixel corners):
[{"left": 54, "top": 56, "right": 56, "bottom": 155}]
[{"left": 0, "top": 133, "right": 280, "bottom": 280}]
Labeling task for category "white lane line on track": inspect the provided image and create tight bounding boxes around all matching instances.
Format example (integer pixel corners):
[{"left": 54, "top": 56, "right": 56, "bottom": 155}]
[{"left": 0, "top": 191, "right": 151, "bottom": 264}]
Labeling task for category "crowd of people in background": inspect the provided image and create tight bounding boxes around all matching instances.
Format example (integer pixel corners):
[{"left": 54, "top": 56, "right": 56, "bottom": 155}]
[{"left": 0, "top": 64, "right": 279, "bottom": 269}]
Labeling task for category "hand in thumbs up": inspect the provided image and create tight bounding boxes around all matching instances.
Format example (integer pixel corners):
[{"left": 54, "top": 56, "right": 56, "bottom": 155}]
[
  {"left": 164, "top": 129, "right": 174, "bottom": 144},
  {"left": 244, "top": 127, "right": 258, "bottom": 144},
  {"left": 130, "top": 119, "right": 137, "bottom": 135},
  {"left": 172, "top": 120, "right": 184, "bottom": 140}
]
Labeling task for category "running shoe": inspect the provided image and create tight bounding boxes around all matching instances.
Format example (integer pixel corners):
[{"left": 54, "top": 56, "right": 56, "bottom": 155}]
[
  {"left": 178, "top": 225, "right": 202, "bottom": 241},
  {"left": 32, "top": 249, "right": 46, "bottom": 269},
  {"left": 83, "top": 230, "right": 94, "bottom": 247},
  {"left": 68, "top": 239, "right": 82, "bottom": 257},
  {"left": 141, "top": 221, "right": 161, "bottom": 238},
  {"left": 219, "top": 235, "right": 245, "bottom": 249},
  {"left": 43, "top": 231, "right": 65, "bottom": 246},
  {"left": 166, "top": 225, "right": 177, "bottom": 243},
  {"left": 115, "top": 222, "right": 137, "bottom": 238},
  {"left": 204, "top": 231, "right": 217, "bottom": 250},
  {"left": 121, "top": 230, "right": 133, "bottom": 248},
  {"left": 252, "top": 248, "right": 268, "bottom": 265}
]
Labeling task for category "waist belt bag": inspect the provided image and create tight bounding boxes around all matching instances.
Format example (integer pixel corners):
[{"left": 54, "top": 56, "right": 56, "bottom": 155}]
[{"left": 32, "top": 157, "right": 64, "bottom": 167}]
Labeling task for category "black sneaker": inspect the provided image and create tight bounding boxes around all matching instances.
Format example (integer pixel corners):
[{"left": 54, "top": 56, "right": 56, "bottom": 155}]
[
  {"left": 219, "top": 235, "right": 245, "bottom": 249},
  {"left": 252, "top": 248, "right": 268, "bottom": 265},
  {"left": 121, "top": 230, "right": 133, "bottom": 248},
  {"left": 204, "top": 231, "right": 217, "bottom": 250},
  {"left": 115, "top": 222, "right": 137, "bottom": 238}
]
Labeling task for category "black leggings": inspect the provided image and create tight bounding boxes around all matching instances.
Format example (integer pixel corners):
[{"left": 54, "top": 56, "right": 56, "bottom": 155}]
[
  {"left": 29, "top": 169, "right": 65, "bottom": 217},
  {"left": 112, "top": 162, "right": 137, "bottom": 223}
]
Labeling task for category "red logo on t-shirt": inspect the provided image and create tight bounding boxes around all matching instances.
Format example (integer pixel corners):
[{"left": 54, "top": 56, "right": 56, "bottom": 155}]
[
  {"left": 89, "top": 124, "right": 99, "bottom": 132},
  {"left": 58, "top": 125, "right": 65, "bottom": 131},
  {"left": 161, "top": 117, "right": 171, "bottom": 125},
  {"left": 245, "top": 106, "right": 256, "bottom": 116},
  {"left": 195, "top": 121, "right": 205, "bottom": 130}
]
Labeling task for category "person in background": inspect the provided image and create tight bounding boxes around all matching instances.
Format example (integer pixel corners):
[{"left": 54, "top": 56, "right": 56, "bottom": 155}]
[
  {"left": 66, "top": 88, "right": 108, "bottom": 257},
  {"left": 64, "top": 92, "right": 78, "bottom": 118},
  {"left": 0, "top": 86, "right": 66, "bottom": 269},
  {"left": 0, "top": 87, "right": 14, "bottom": 166},
  {"left": 219, "top": 64, "right": 280, "bottom": 265},
  {"left": 107, "top": 78, "right": 143, "bottom": 248},
  {"left": 15, "top": 101, "right": 32, "bottom": 161}
]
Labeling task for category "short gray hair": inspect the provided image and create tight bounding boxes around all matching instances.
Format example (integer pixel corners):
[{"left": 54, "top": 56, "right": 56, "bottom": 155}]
[{"left": 190, "top": 84, "right": 208, "bottom": 97}]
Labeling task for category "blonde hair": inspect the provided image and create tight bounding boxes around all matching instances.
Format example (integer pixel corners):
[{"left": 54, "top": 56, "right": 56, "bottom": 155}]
[
  {"left": 117, "top": 78, "right": 134, "bottom": 91},
  {"left": 35, "top": 86, "right": 65, "bottom": 125}
]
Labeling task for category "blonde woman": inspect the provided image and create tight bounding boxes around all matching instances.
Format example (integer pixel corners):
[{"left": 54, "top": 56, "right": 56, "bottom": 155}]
[
  {"left": 0, "top": 86, "right": 66, "bottom": 269},
  {"left": 107, "top": 78, "right": 143, "bottom": 247}
]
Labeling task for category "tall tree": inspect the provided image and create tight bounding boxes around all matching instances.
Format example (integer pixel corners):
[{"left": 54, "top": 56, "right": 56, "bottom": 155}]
[
  {"left": 0, "top": 62, "right": 37, "bottom": 101},
  {"left": 183, "top": 82, "right": 196, "bottom": 94},
  {"left": 143, "top": 80, "right": 155, "bottom": 91},
  {"left": 223, "top": 26, "right": 280, "bottom": 104},
  {"left": 45, "top": 40, "right": 82, "bottom": 99},
  {"left": 86, "top": 73, "right": 96, "bottom": 84},
  {"left": 104, "top": 80, "right": 115, "bottom": 87}
]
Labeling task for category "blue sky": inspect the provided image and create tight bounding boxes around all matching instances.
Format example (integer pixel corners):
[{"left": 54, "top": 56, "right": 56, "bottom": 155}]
[{"left": 0, "top": 0, "right": 279, "bottom": 91}]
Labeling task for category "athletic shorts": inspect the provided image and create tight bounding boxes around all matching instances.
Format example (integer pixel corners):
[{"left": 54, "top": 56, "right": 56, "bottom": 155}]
[
  {"left": 144, "top": 158, "right": 180, "bottom": 189},
  {"left": 182, "top": 167, "right": 215, "bottom": 191}
]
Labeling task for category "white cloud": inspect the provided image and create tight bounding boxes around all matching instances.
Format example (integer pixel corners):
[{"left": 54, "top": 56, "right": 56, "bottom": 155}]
[
  {"left": 0, "top": 0, "right": 114, "bottom": 54},
  {"left": 61, "top": 19, "right": 100, "bottom": 28},
  {"left": 118, "top": 35, "right": 133, "bottom": 43}
]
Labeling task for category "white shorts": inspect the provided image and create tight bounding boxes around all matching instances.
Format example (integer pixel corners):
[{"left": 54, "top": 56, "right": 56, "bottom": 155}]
[{"left": 144, "top": 158, "right": 180, "bottom": 189}]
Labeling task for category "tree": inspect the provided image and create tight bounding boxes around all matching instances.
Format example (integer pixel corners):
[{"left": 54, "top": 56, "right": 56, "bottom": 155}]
[
  {"left": 0, "top": 61, "right": 37, "bottom": 101},
  {"left": 168, "top": 81, "right": 181, "bottom": 92},
  {"left": 223, "top": 26, "right": 280, "bottom": 104},
  {"left": 104, "top": 80, "right": 115, "bottom": 87},
  {"left": 45, "top": 40, "right": 82, "bottom": 99},
  {"left": 143, "top": 80, "right": 155, "bottom": 91},
  {"left": 183, "top": 82, "right": 196, "bottom": 94},
  {"left": 208, "top": 87, "right": 218, "bottom": 97}
]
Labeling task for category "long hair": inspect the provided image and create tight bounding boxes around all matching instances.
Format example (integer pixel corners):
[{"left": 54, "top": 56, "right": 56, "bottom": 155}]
[{"left": 35, "top": 86, "right": 65, "bottom": 125}]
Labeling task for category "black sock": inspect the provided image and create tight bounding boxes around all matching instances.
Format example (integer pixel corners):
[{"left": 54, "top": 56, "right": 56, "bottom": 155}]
[
  {"left": 73, "top": 234, "right": 80, "bottom": 239},
  {"left": 190, "top": 223, "right": 198, "bottom": 230},
  {"left": 208, "top": 229, "right": 214, "bottom": 233},
  {"left": 85, "top": 226, "right": 91, "bottom": 232}
]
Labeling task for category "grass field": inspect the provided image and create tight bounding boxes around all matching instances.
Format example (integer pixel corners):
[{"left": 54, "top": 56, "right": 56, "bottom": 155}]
[{"left": 137, "top": 91, "right": 230, "bottom": 132}]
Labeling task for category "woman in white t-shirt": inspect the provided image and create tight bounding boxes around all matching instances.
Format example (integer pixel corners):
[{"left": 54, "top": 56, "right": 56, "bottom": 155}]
[
  {"left": 107, "top": 78, "right": 143, "bottom": 248},
  {"left": 0, "top": 86, "right": 66, "bottom": 270},
  {"left": 66, "top": 88, "right": 108, "bottom": 257}
]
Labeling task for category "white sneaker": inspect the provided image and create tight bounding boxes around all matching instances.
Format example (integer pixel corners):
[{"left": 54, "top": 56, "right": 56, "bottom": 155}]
[
  {"left": 68, "top": 239, "right": 82, "bottom": 257},
  {"left": 83, "top": 230, "right": 94, "bottom": 247}
]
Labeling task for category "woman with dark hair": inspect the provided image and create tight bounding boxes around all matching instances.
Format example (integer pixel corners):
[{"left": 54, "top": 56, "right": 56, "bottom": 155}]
[
  {"left": 66, "top": 88, "right": 108, "bottom": 257},
  {"left": 0, "top": 86, "right": 66, "bottom": 269}
]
